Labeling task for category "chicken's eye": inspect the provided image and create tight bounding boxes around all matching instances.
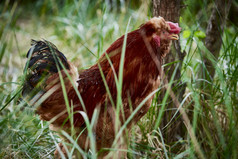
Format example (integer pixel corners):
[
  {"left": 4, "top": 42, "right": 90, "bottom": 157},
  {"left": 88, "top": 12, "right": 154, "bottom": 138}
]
[{"left": 162, "top": 31, "right": 165, "bottom": 34}]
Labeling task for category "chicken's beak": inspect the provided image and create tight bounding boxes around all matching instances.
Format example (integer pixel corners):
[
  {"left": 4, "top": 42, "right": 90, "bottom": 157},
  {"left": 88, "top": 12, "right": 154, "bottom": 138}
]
[{"left": 169, "top": 34, "right": 179, "bottom": 40}]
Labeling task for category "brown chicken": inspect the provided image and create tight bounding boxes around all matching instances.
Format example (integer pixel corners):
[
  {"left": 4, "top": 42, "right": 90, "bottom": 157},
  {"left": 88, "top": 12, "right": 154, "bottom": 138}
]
[{"left": 22, "top": 17, "right": 181, "bottom": 158}]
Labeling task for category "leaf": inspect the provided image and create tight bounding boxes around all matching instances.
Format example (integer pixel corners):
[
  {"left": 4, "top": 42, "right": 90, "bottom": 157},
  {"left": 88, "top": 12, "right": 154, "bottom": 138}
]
[
  {"left": 183, "top": 30, "right": 191, "bottom": 38},
  {"left": 194, "top": 30, "right": 206, "bottom": 39}
]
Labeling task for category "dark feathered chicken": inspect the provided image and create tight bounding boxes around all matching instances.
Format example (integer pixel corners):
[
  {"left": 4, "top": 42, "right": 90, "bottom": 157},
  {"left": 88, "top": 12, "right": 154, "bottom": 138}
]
[{"left": 22, "top": 17, "right": 181, "bottom": 158}]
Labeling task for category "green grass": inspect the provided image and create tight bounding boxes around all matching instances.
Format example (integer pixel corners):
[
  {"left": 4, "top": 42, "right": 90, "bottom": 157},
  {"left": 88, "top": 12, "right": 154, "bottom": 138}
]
[{"left": 0, "top": 0, "right": 237, "bottom": 158}]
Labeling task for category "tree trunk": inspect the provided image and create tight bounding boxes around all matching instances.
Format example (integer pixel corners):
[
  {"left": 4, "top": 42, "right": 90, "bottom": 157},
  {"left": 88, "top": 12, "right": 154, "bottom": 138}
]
[
  {"left": 203, "top": 0, "right": 232, "bottom": 80},
  {"left": 152, "top": 0, "right": 186, "bottom": 143},
  {"left": 153, "top": 0, "right": 185, "bottom": 102}
]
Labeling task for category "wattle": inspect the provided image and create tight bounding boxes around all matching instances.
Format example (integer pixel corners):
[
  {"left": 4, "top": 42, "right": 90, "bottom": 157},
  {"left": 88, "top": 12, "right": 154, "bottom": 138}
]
[{"left": 153, "top": 35, "right": 160, "bottom": 47}]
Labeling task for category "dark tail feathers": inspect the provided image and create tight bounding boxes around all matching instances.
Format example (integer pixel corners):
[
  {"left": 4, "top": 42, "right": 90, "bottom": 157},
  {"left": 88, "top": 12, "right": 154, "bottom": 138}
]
[{"left": 22, "top": 39, "right": 70, "bottom": 98}]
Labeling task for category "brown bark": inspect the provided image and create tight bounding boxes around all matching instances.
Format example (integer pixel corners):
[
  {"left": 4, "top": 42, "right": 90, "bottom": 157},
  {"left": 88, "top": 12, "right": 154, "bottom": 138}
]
[
  {"left": 153, "top": 0, "right": 185, "bottom": 101},
  {"left": 203, "top": 0, "right": 232, "bottom": 79},
  {"left": 153, "top": 0, "right": 180, "bottom": 22},
  {"left": 152, "top": 0, "right": 186, "bottom": 143}
]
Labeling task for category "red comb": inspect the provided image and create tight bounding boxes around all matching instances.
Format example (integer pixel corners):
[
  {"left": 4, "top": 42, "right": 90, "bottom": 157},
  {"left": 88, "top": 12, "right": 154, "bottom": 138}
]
[{"left": 167, "top": 21, "right": 181, "bottom": 34}]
